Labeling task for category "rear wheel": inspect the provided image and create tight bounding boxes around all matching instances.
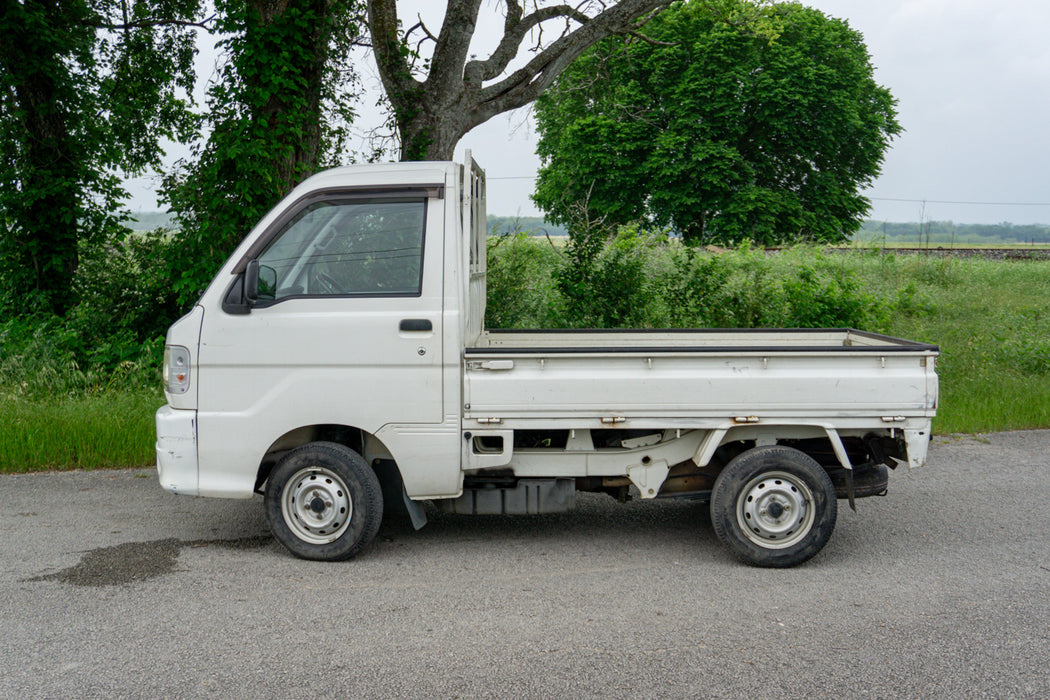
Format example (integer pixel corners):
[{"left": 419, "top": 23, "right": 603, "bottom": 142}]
[
  {"left": 711, "top": 446, "right": 837, "bottom": 568},
  {"left": 265, "top": 442, "right": 383, "bottom": 561}
]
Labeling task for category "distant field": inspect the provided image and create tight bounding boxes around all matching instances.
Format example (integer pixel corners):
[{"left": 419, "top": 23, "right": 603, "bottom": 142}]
[
  {"left": 845, "top": 242, "right": 1050, "bottom": 252},
  {"left": 855, "top": 219, "right": 1050, "bottom": 247}
]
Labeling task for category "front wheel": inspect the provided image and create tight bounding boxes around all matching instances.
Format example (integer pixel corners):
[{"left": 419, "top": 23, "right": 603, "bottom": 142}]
[
  {"left": 710, "top": 446, "right": 837, "bottom": 568},
  {"left": 265, "top": 442, "right": 383, "bottom": 561}
]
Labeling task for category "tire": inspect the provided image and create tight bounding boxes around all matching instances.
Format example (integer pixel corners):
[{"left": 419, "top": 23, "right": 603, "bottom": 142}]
[
  {"left": 265, "top": 442, "right": 383, "bottom": 561},
  {"left": 710, "top": 446, "right": 837, "bottom": 568}
]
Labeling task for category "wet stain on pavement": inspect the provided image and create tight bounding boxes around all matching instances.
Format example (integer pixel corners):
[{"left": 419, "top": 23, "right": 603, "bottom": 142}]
[{"left": 25, "top": 536, "right": 271, "bottom": 587}]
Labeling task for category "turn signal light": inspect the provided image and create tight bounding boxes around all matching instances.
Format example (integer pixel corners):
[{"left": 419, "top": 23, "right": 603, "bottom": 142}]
[{"left": 163, "top": 345, "right": 191, "bottom": 395}]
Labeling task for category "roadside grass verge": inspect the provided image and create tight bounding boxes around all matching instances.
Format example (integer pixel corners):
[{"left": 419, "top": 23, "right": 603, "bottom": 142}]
[
  {"left": 0, "top": 389, "right": 161, "bottom": 472},
  {"left": 3, "top": 239, "right": 1049, "bottom": 473},
  {"left": 0, "top": 317, "right": 162, "bottom": 473}
]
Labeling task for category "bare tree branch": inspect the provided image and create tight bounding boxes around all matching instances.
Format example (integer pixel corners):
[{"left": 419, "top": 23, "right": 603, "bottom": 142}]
[
  {"left": 404, "top": 18, "right": 439, "bottom": 61},
  {"left": 367, "top": 0, "right": 677, "bottom": 160},
  {"left": 465, "top": 1, "right": 593, "bottom": 83},
  {"left": 476, "top": 0, "right": 673, "bottom": 118},
  {"left": 404, "top": 15, "right": 438, "bottom": 45},
  {"left": 367, "top": 0, "right": 420, "bottom": 102},
  {"left": 84, "top": 14, "right": 216, "bottom": 31},
  {"left": 426, "top": 0, "right": 484, "bottom": 95}
]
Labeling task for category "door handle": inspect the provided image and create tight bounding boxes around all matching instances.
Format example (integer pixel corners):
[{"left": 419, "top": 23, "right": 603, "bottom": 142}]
[
  {"left": 400, "top": 319, "right": 433, "bottom": 332},
  {"left": 467, "top": 360, "right": 515, "bottom": 371}
]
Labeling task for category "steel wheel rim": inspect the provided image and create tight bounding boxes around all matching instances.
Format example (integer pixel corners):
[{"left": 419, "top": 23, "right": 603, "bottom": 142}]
[
  {"left": 282, "top": 467, "right": 353, "bottom": 545},
  {"left": 736, "top": 470, "right": 815, "bottom": 549}
]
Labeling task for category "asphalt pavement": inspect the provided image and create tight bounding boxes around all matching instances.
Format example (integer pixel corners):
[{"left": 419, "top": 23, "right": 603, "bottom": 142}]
[{"left": 1, "top": 431, "right": 1048, "bottom": 698}]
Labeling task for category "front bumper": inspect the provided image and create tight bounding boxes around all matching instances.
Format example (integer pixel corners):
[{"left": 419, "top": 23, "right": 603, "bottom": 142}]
[{"left": 156, "top": 405, "right": 199, "bottom": 495}]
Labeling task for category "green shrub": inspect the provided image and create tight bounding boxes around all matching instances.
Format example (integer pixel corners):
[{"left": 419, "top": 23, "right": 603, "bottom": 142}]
[
  {"left": 0, "top": 229, "right": 180, "bottom": 399},
  {"left": 487, "top": 231, "right": 888, "bottom": 331},
  {"left": 486, "top": 233, "right": 563, "bottom": 328},
  {"left": 71, "top": 229, "right": 184, "bottom": 370},
  {"left": 553, "top": 226, "right": 668, "bottom": 328}
]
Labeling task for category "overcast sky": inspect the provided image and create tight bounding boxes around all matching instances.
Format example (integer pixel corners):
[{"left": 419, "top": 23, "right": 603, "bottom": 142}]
[{"left": 128, "top": 0, "right": 1050, "bottom": 225}]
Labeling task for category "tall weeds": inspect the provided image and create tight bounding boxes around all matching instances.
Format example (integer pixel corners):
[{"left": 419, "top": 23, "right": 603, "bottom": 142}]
[
  {"left": 487, "top": 232, "right": 890, "bottom": 331},
  {"left": 487, "top": 232, "right": 1050, "bottom": 434}
]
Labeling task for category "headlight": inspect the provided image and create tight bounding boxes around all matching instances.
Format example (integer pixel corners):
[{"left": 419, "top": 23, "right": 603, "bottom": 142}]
[{"left": 163, "top": 345, "right": 191, "bottom": 395}]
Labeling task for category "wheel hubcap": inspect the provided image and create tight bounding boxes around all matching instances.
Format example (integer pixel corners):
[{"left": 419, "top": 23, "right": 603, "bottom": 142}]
[
  {"left": 282, "top": 467, "right": 353, "bottom": 545},
  {"left": 737, "top": 471, "right": 815, "bottom": 549}
]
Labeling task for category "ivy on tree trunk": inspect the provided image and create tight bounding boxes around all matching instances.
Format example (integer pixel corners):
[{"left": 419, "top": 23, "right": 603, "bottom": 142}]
[
  {"left": 1, "top": 0, "right": 95, "bottom": 315},
  {"left": 164, "top": 0, "right": 363, "bottom": 305}
]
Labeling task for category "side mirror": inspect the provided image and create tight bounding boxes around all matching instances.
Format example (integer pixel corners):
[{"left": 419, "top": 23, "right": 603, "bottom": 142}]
[{"left": 244, "top": 259, "right": 260, "bottom": 304}]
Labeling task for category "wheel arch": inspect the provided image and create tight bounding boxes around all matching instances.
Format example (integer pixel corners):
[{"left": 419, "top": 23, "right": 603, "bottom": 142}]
[
  {"left": 254, "top": 423, "right": 396, "bottom": 493},
  {"left": 694, "top": 423, "right": 859, "bottom": 472},
  {"left": 254, "top": 424, "right": 425, "bottom": 530}
]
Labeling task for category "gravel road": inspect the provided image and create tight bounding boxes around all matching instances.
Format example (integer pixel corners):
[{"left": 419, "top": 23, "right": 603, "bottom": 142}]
[{"left": 1, "top": 431, "right": 1048, "bottom": 698}]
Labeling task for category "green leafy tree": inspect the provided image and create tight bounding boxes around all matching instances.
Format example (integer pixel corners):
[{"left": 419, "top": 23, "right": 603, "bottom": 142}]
[
  {"left": 533, "top": 0, "right": 900, "bottom": 245},
  {"left": 164, "top": 0, "right": 363, "bottom": 305},
  {"left": 0, "top": 0, "right": 203, "bottom": 316}
]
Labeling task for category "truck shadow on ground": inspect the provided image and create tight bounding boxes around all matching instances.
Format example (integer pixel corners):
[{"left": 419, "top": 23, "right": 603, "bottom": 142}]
[{"left": 381, "top": 493, "right": 716, "bottom": 554}]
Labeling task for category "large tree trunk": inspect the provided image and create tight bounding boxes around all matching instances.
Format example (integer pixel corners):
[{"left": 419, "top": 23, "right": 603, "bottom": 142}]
[
  {"left": 166, "top": 0, "right": 362, "bottom": 306},
  {"left": 397, "top": 93, "right": 478, "bottom": 162},
  {"left": 235, "top": 0, "right": 331, "bottom": 190},
  {"left": 16, "top": 71, "right": 81, "bottom": 313},
  {"left": 367, "top": 0, "right": 674, "bottom": 162}
]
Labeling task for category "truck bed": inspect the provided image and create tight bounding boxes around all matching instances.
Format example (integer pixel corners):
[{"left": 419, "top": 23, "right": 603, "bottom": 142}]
[{"left": 464, "top": 328, "right": 938, "bottom": 423}]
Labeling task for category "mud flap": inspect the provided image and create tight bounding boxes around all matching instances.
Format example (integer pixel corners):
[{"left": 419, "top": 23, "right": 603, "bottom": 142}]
[
  {"left": 373, "top": 459, "right": 428, "bottom": 530},
  {"left": 825, "top": 428, "right": 857, "bottom": 512},
  {"left": 845, "top": 468, "right": 856, "bottom": 512}
]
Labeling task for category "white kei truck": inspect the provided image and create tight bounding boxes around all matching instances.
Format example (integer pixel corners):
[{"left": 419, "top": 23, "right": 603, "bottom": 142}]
[{"left": 156, "top": 156, "right": 939, "bottom": 568}]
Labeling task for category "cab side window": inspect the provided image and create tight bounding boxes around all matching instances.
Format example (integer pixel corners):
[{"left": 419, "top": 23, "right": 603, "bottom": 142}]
[{"left": 257, "top": 199, "right": 426, "bottom": 300}]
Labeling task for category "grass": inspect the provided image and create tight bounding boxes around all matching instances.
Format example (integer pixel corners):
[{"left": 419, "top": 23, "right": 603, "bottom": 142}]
[
  {"left": 793, "top": 252, "right": 1050, "bottom": 434},
  {"left": 0, "top": 390, "right": 161, "bottom": 472},
  {"left": 844, "top": 252, "right": 1050, "bottom": 433},
  {"left": 2, "top": 243, "right": 1049, "bottom": 473}
]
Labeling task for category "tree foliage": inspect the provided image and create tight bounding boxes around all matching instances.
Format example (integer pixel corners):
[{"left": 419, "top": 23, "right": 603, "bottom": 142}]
[
  {"left": 533, "top": 0, "right": 900, "bottom": 245},
  {"left": 0, "top": 0, "right": 202, "bottom": 316},
  {"left": 164, "top": 0, "right": 364, "bottom": 305}
]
